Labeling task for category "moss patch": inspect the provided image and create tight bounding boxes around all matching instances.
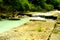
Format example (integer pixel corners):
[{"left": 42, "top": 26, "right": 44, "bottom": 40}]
[
  {"left": 37, "top": 26, "right": 42, "bottom": 32},
  {"left": 53, "top": 29, "right": 59, "bottom": 34}
]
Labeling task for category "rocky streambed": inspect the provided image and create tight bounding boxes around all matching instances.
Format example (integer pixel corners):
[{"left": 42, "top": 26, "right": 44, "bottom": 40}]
[{"left": 0, "top": 20, "right": 56, "bottom": 40}]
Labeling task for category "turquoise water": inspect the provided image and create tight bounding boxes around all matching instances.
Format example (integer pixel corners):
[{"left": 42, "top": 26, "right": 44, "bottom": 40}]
[{"left": 0, "top": 18, "right": 30, "bottom": 33}]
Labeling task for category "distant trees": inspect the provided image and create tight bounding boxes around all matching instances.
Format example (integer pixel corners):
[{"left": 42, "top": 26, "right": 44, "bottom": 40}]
[
  {"left": 3, "top": 0, "right": 21, "bottom": 12},
  {"left": 0, "top": 0, "right": 60, "bottom": 12},
  {"left": 46, "top": 0, "right": 60, "bottom": 10},
  {"left": 28, "top": 0, "right": 54, "bottom": 11}
]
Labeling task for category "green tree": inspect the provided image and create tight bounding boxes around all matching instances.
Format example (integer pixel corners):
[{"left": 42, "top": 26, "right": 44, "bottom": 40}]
[
  {"left": 3, "top": 0, "right": 21, "bottom": 12},
  {"left": 46, "top": 0, "right": 60, "bottom": 10},
  {"left": 44, "top": 4, "right": 54, "bottom": 11}
]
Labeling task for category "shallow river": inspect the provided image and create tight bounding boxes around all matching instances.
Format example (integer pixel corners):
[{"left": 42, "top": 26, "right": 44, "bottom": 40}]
[{"left": 0, "top": 18, "right": 30, "bottom": 33}]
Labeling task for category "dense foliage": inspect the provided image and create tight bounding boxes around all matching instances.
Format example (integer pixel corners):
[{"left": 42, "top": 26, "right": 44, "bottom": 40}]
[{"left": 0, "top": 0, "right": 60, "bottom": 12}]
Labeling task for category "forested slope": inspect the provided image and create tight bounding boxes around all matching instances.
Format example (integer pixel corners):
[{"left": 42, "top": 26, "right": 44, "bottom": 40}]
[{"left": 0, "top": 0, "right": 60, "bottom": 12}]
